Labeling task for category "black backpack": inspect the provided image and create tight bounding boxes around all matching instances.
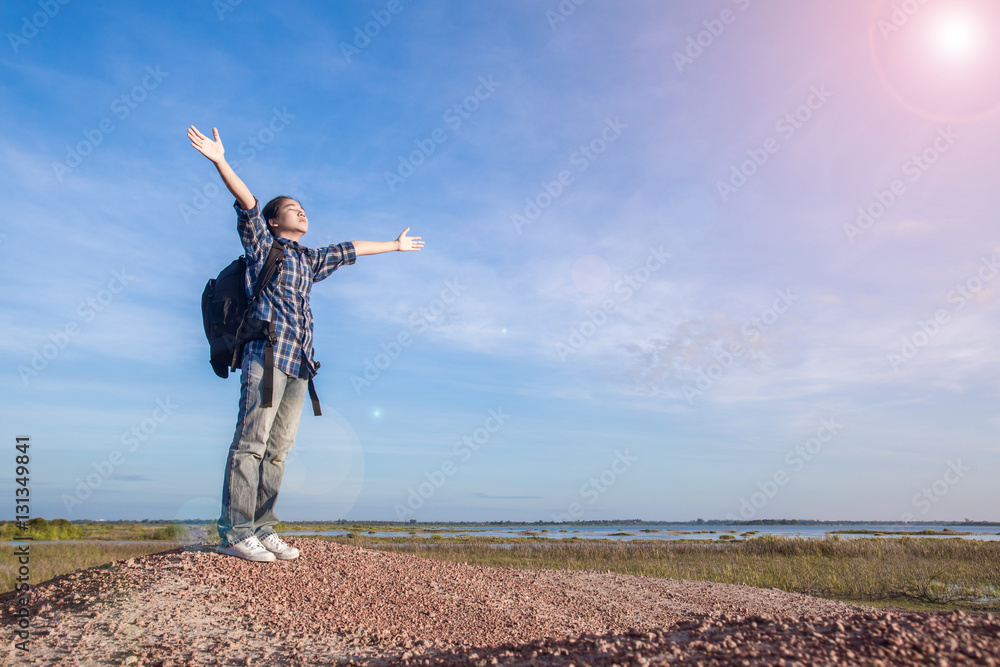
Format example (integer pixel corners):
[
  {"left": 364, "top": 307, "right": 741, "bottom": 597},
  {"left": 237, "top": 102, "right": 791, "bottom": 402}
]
[{"left": 201, "top": 245, "right": 323, "bottom": 416}]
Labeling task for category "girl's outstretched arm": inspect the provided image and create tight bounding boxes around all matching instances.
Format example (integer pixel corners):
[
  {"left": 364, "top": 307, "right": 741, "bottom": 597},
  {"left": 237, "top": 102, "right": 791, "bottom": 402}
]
[
  {"left": 187, "top": 125, "right": 255, "bottom": 211},
  {"left": 352, "top": 228, "right": 424, "bottom": 256}
]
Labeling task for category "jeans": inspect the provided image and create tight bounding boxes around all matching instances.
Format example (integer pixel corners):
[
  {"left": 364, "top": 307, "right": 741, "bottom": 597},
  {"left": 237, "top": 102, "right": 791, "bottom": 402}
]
[{"left": 218, "top": 352, "right": 306, "bottom": 546}]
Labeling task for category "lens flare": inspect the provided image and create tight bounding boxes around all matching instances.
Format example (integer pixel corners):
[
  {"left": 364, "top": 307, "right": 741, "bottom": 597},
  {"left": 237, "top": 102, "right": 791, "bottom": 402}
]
[
  {"left": 870, "top": 0, "right": 1000, "bottom": 122},
  {"left": 933, "top": 13, "right": 980, "bottom": 60}
]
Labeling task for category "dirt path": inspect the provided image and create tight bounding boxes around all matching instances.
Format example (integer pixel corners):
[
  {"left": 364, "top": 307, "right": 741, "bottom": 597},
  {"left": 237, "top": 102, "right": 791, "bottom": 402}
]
[{"left": 2, "top": 537, "right": 997, "bottom": 665}]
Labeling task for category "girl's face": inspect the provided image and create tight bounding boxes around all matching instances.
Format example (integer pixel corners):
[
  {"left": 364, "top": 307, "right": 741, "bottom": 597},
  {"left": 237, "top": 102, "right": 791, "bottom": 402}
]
[{"left": 268, "top": 199, "right": 308, "bottom": 240}]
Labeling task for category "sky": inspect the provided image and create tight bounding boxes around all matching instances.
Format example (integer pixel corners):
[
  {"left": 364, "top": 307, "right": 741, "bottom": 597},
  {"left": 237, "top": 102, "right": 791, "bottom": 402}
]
[{"left": 2, "top": 0, "right": 1000, "bottom": 525}]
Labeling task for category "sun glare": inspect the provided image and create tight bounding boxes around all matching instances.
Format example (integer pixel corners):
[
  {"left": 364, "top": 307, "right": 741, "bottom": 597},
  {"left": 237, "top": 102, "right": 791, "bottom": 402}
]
[
  {"left": 932, "top": 13, "right": 980, "bottom": 60},
  {"left": 871, "top": 0, "right": 1000, "bottom": 121}
]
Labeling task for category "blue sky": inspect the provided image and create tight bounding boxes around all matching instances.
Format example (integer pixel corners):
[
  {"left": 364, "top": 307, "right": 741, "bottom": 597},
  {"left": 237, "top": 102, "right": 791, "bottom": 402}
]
[{"left": 2, "top": 0, "right": 999, "bottom": 523}]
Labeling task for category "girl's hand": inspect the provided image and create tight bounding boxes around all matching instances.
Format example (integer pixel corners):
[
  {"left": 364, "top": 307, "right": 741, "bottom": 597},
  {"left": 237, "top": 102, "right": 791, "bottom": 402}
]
[
  {"left": 188, "top": 125, "right": 226, "bottom": 164},
  {"left": 396, "top": 227, "right": 424, "bottom": 251}
]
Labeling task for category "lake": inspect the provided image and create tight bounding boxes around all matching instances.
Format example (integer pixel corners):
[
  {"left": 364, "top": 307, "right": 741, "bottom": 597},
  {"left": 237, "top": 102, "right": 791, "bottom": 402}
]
[{"left": 286, "top": 523, "right": 1000, "bottom": 542}]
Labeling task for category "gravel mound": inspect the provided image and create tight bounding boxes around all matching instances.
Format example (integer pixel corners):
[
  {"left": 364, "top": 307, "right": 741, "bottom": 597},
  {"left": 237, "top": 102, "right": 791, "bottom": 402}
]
[
  {"left": 380, "top": 610, "right": 1000, "bottom": 666},
  {"left": 1, "top": 537, "right": 996, "bottom": 666}
]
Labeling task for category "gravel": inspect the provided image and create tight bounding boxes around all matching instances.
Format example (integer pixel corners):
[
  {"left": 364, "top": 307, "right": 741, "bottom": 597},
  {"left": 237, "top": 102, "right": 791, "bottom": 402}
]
[{"left": 2, "top": 537, "right": 997, "bottom": 665}]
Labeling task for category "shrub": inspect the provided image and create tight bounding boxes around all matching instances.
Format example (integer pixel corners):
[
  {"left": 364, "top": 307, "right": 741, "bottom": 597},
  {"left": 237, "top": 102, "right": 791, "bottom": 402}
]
[{"left": 27, "top": 518, "right": 49, "bottom": 531}]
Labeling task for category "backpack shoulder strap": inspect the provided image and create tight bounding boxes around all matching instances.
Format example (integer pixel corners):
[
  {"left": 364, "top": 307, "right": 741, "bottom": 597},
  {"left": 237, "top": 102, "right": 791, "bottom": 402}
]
[
  {"left": 308, "top": 377, "right": 322, "bottom": 416},
  {"left": 251, "top": 241, "right": 285, "bottom": 304},
  {"left": 230, "top": 242, "right": 285, "bottom": 374},
  {"left": 253, "top": 242, "right": 284, "bottom": 408}
]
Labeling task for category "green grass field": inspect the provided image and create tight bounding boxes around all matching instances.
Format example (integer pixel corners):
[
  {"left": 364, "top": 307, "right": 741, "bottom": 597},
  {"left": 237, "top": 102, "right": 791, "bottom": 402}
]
[
  {"left": 3, "top": 521, "right": 997, "bottom": 615},
  {"left": 317, "top": 533, "right": 1000, "bottom": 613},
  {"left": 0, "top": 541, "right": 186, "bottom": 594}
]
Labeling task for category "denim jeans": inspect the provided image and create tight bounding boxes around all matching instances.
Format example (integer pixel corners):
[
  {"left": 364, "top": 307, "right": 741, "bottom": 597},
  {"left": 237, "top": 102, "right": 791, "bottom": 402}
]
[{"left": 218, "top": 352, "right": 306, "bottom": 546}]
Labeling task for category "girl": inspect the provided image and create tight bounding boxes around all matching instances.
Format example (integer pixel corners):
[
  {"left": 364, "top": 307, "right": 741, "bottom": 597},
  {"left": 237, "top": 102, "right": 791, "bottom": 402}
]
[{"left": 188, "top": 124, "right": 423, "bottom": 561}]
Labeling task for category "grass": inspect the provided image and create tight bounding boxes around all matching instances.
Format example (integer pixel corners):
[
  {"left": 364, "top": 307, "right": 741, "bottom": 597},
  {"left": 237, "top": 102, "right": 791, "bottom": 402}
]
[
  {"left": 308, "top": 534, "right": 1000, "bottom": 614},
  {"left": 829, "top": 528, "right": 975, "bottom": 536},
  {"left": 0, "top": 520, "right": 203, "bottom": 542},
  {"left": 0, "top": 521, "right": 211, "bottom": 593},
  {"left": 3, "top": 527, "right": 998, "bottom": 616},
  {"left": 0, "top": 542, "right": 185, "bottom": 594}
]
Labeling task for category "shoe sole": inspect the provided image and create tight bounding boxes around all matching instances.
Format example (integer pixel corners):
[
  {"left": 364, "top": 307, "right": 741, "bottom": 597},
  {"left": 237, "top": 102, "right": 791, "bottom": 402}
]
[
  {"left": 271, "top": 550, "right": 300, "bottom": 560},
  {"left": 216, "top": 547, "right": 275, "bottom": 562}
]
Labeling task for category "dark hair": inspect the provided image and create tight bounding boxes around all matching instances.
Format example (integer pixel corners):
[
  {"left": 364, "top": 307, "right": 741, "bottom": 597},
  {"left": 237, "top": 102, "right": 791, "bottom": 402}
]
[{"left": 262, "top": 196, "right": 298, "bottom": 234}]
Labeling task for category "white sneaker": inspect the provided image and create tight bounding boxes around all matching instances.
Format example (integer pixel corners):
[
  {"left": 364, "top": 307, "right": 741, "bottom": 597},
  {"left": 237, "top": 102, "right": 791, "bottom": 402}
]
[
  {"left": 218, "top": 535, "right": 276, "bottom": 562},
  {"left": 259, "top": 533, "right": 300, "bottom": 560}
]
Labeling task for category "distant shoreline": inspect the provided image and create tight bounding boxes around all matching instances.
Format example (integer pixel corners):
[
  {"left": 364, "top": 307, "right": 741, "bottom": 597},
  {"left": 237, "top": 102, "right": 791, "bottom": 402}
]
[
  {"left": 4, "top": 518, "right": 1000, "bottom": 545},
  {"left": 14, "top": 518, "right": 996, "bottom": 526}
]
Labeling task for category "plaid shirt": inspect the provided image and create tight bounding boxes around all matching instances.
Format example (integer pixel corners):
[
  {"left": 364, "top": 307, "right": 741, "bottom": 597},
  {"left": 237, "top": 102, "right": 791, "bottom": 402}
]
[{"left": 236, "top": 199, "right": 356, "bottom": 379}]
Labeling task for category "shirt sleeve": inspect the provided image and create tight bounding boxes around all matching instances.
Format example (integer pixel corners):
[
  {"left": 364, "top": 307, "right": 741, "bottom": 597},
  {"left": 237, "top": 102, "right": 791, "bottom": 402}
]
[
  {"left": 235, "top": 198, "right": 273, "bottom": 266},
  {"left": 311, "top": 241, "right": 356, "bottom": 283}
]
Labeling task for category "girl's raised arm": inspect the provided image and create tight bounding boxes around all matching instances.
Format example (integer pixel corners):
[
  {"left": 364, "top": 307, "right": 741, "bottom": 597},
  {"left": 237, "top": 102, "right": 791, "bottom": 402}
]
[{"left": 187, "top": 125, "right": 256, "bottom": 211}]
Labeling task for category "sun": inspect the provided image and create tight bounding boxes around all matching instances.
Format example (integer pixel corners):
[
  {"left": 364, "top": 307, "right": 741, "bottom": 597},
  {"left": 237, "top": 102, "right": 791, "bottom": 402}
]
[
  {"left": 870, "top": 0, "right": 1000, "bottom": 122},
  {"left": 932, "top": 12, "right": 981, "bottom": 61}
]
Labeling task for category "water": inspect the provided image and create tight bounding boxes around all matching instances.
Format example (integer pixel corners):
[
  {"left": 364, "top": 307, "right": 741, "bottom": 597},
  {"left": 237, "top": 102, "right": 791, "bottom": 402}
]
[
  {"left": 10, "top": 524, "right": 999, "bottom": 544},
  {"left": 288, "top": 523, "right": 1000, "bottom": 541}
]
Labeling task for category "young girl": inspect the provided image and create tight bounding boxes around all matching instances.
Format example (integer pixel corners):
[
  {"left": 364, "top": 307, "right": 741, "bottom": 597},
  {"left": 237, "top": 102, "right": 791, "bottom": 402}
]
[{"left": 188, "top": 124, "right": 423, "bottom": 561}]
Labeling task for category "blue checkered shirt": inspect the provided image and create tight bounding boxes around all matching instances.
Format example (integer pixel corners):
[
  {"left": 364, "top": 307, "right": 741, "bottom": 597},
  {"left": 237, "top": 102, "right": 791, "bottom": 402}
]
[{"left": 236, "top": 199, "right": 356, "bottom": 379}]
